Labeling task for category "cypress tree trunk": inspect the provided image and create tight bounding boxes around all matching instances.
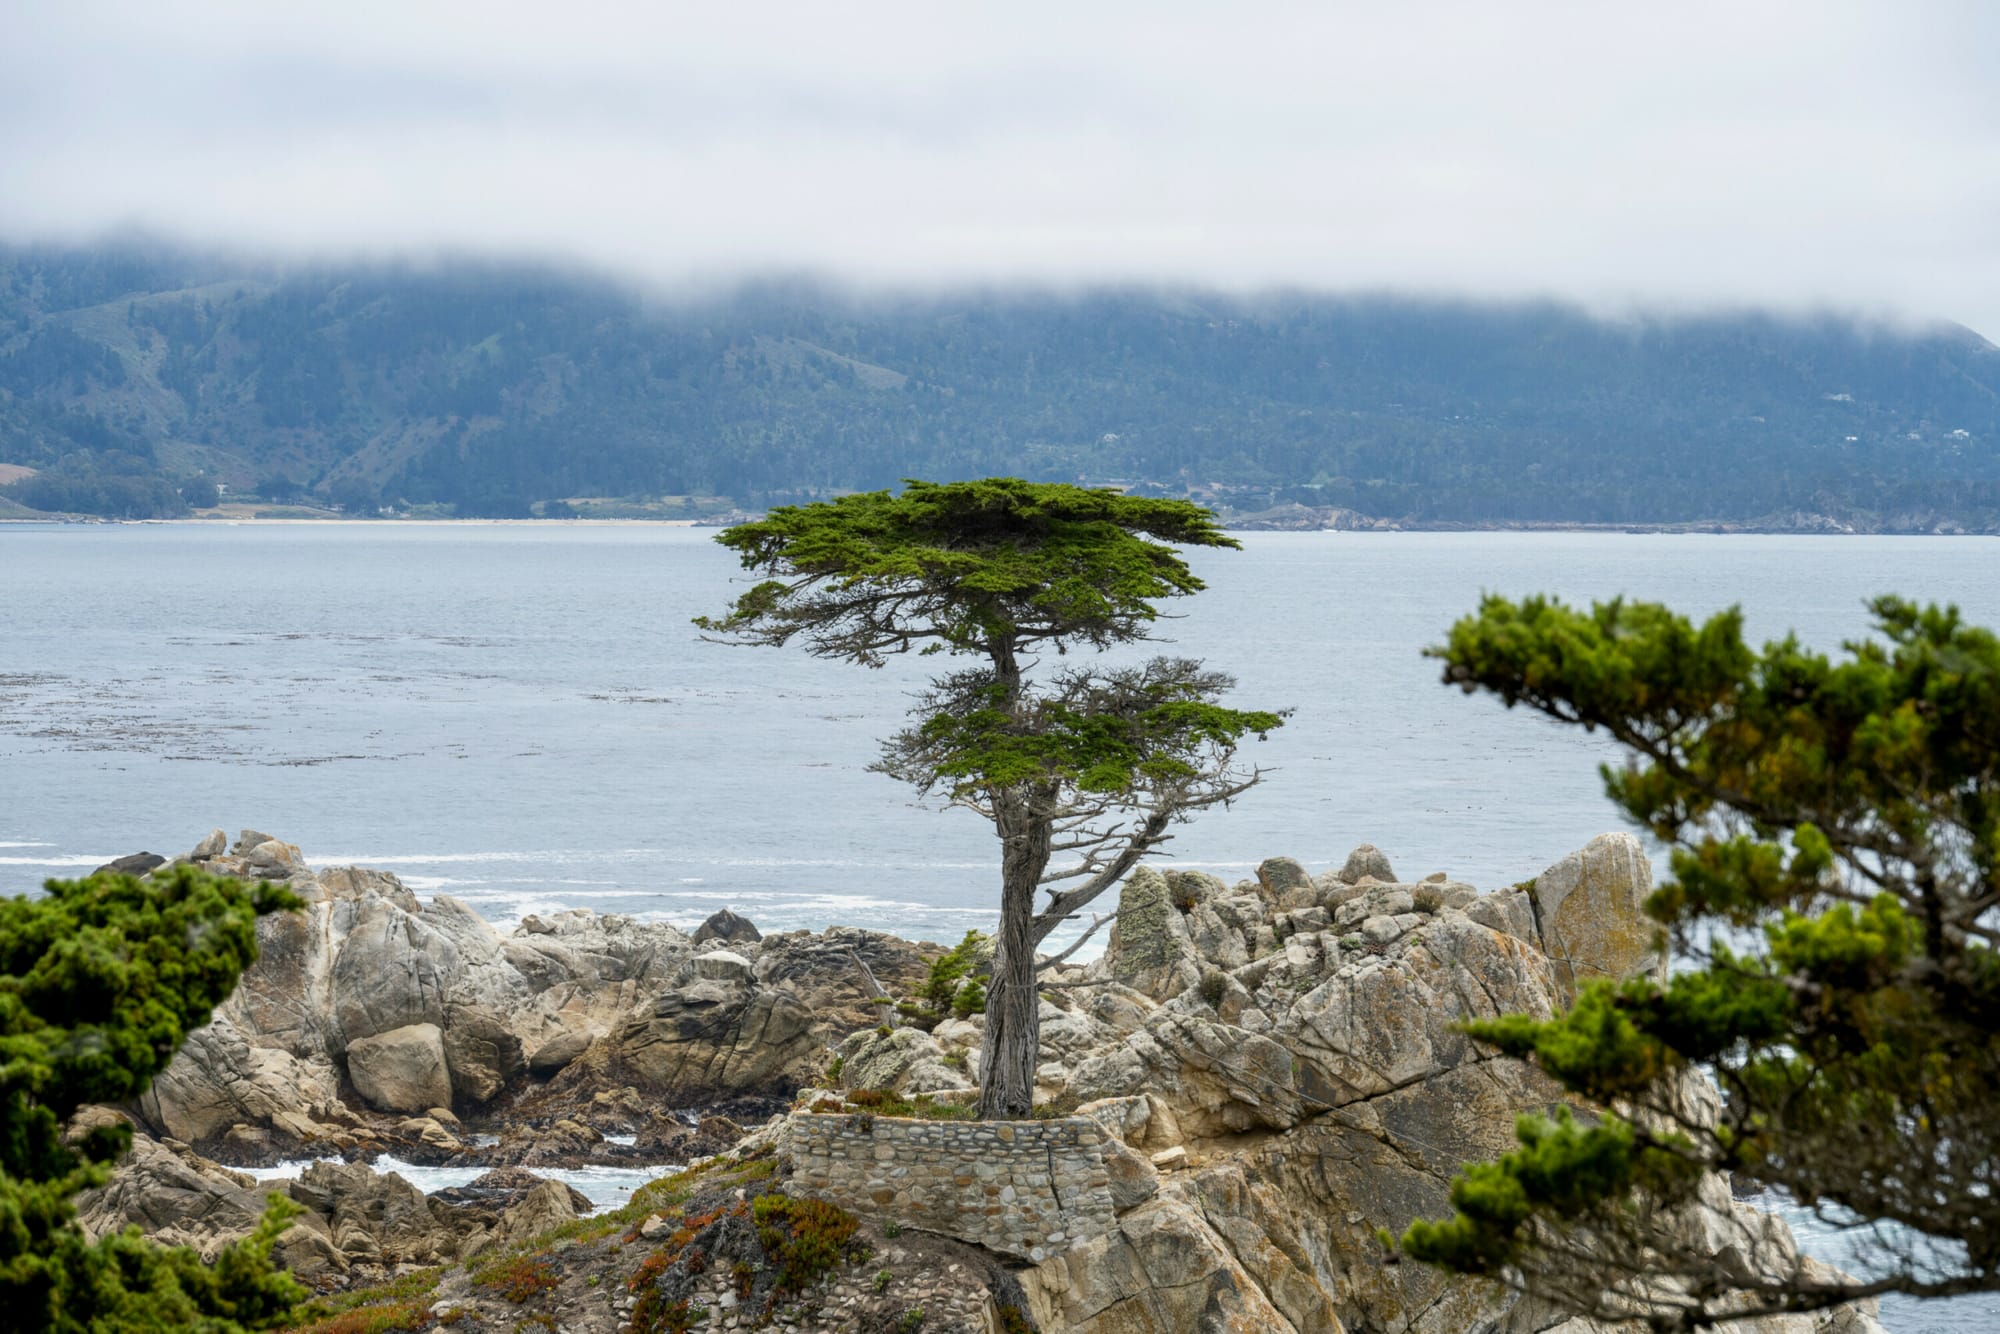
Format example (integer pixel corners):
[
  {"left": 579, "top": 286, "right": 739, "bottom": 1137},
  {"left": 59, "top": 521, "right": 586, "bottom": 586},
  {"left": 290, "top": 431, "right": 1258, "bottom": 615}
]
[{"left": 978, "top": 791, "right": 1051, "bottom": 1119}]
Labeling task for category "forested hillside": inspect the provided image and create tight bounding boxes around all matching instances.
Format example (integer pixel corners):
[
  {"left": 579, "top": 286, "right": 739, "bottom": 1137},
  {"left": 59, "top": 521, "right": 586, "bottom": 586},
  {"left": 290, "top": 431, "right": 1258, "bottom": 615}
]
[{"left": 3, "top": 241, "right": 1998, "bottom": 524}]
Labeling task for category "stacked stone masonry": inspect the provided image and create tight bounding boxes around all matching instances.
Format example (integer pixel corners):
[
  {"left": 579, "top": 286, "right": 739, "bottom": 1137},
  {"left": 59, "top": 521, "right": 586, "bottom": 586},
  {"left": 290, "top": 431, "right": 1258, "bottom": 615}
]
[{"left": 781, "top": 1112, "right": 1118, "bottom": 1263}]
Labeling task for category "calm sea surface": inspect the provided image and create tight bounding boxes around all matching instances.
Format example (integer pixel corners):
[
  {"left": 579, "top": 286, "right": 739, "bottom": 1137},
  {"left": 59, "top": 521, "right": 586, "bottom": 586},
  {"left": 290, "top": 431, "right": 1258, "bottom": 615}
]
[{"left": 3, "top": 523, "right": 1995, "bottom": 1330}]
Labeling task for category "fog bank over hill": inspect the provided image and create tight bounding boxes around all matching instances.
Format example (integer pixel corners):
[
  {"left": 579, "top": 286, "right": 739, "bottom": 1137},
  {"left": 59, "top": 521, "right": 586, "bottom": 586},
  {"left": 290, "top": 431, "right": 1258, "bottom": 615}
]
[
  {"left": 8, "top": 5, "right": 1999, "bottom": 333},
  {"left": 2, "top": 241, "right": 1998, "bottom": 527}
]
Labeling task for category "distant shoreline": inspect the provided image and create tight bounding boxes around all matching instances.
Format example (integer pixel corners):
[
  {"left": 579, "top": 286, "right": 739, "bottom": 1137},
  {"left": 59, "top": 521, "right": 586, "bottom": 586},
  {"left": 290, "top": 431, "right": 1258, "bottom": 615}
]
[
  {"left": 0, "top": 515, "right": 708, "bottom": 528},
  {"left": 5, "top": 514, "right": 1996, "bottom": 535}
]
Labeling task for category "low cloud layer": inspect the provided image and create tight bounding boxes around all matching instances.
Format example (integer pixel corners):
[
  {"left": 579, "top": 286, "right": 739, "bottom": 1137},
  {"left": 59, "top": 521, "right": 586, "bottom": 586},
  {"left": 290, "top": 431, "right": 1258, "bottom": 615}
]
[{"left": 6, "top": 2, "right": 1998, "bottom": 335}]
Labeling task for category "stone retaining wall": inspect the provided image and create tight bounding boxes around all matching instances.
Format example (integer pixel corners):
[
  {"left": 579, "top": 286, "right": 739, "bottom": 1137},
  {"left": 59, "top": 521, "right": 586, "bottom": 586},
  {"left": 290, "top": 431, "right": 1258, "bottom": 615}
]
[{"left": 780, "top": 1112, "right": 1118, "bottom": 1262}]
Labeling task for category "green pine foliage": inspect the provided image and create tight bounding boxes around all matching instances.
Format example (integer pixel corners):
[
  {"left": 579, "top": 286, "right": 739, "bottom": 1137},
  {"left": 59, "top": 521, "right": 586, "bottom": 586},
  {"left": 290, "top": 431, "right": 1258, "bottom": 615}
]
[
  {"left": 0, "top": 864, "right": 307, "bottom": 1332},
  {"left": 697, "top": 478, "right": 1237, "bottom": 659},
  {"left": 1400, "top": 594, "right": 2000, "bottom": 1326}
]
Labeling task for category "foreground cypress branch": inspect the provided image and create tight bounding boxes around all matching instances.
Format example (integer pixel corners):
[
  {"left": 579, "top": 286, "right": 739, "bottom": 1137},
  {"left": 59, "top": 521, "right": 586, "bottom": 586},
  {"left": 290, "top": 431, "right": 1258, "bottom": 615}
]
[
  {"left": 0, "top": 863, "right": 306, "bottom": 1332},
  {"left": 1400, "top": 593, "right": 2000, "bottom": 1327}
]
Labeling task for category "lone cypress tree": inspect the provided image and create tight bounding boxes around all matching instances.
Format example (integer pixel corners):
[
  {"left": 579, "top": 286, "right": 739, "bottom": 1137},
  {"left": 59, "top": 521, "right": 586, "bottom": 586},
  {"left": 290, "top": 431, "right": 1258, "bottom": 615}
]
[
  {"left": 0, "top": 863, "right": 305, "bottom": 1332},
  {"left": 1401, "top": 594, "right": 2000, "bottom": 1327},
  {"left": 698, "top": 479, "right": 1283, "bottom": 1118}
]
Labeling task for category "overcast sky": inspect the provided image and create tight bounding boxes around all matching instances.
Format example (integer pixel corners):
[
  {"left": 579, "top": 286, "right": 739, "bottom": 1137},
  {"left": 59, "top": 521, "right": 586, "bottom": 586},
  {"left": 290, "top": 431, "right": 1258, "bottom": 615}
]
[{"left": 5, "top": 2, "right": 1998, "bottom": 335}]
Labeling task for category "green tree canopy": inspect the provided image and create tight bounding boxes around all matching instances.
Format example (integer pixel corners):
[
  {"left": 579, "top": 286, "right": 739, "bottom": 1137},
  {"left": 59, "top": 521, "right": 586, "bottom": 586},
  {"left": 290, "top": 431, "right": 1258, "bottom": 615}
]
[
  {"left": 1, "top": 864, "right": 305, "bottom": 1332},
  {"left": 1400, "top": 594, "right": 2000, "bottom": 1328},
  {"left": 700, "top": 479, "right": 1282, "bottom": 1117}
]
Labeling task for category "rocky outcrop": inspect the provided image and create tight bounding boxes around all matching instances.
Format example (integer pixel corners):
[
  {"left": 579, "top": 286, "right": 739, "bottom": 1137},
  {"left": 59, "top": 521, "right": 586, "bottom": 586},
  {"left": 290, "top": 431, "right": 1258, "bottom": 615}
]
[
  {"left": 1100, "top": 866, "right": 1205, "bottom": 1002},
  {"left": 75, "top": 1120, "right": 605, "bottom": 1290},
  {"left": 692, "top": 908, "right": 761, "bottom": 946},
  {"left": 891, "top": 834, "right": 1880, "bottom": 1334},
  {"left": 1529, "top": 830, "right": 1668, "bottom": 999},
  {"left": 82, "top": 827, "right": 1877, "bottom": 1331},
  {"left": 832, "top": 1025, "right": 972, "bottom": 1094},
  {"left": 346, "top": 1023, "right": 453, "bottom": 1114},
  {"left": 1025, "top": 1182, "right": 1342, "bottom": 1334},
  {"left": 582, "top": 976, "right": 817, "bottom": 1103},
  {"left": 112, "top": 829, "right": 942, "bottom": 1159}
]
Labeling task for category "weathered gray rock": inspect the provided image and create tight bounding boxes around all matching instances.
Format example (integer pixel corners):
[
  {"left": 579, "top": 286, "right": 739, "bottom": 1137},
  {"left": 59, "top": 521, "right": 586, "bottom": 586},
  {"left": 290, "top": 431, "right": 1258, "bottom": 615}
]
[
  {"left": 692, "top": 908, "right": 761, "bottom": 946},
  {"left": 1337, "top": 843, "right": 1397, "bottom": 885},
  {"left": 1022, "top": 1186, "right": 1338, "bottom": 1334},
  {"left": 138, "top": 1017, "right": 342, "bottom": 1143},
  {"left": 347, "top": 1023, "right": 453, "bottom": 1115},
  {"left": 693, "top": 949, "right": 754, "bottom": 983},
  {"left": 1100, "top": 866, "right": 1204, "bottom": 1003},
  {"left": 1529, "top": 831, "right": 1665, "bottom": 999},
  {"left": 489, "top": 1178, "right": 584, "bottom": 1248},
  {"left": 290, "top": 1158, "right": 471, "bottom": 1266},
  {"left": 1020, "top": 837, "right": 1879, "bottom": 1334},
  {"left": 230, "top": 830, "right": 276, "bottom": 855},
  {"left": 834, "top": 1025, "right": 972, "bottom": 1094},
  {"left": 527, "top": 1029, "right": 594, "bottom": 1078},
  {"left": 429, "top": 1166, "right": 591, "bottom": 1215},
  {"left": 595, "top": 978, "right": 817, "bottom": 1103},
  {"left": 241, "top": 838, "right": 308, "bottom": 879},
  {"left": 440, "top": 1003, "right": 525, "bottom": 1104},
  {"left": 1464, "top": 885, "right": 1538, "bottom": 943},
  {"left": 330, "top": 903, "right": 456, "bottom": 1048},
  {"left": 1254, "top": 856, "right": 1314, "bottom": 908},
  {"left": 94, "top": 851, "right": 167, "bottom": 877},
  {"left": 190, "top": 828, "right": 228, "bottom": 860},
  {"left": 394, "top": 1116, "right": 463, "bottom": 1152},
  {"left": 75, "top": 1130, "right": 348, "bottom": 1281},
  {"left": 1101, "top": 1137, "right": 1161, "bottom": 1213}
]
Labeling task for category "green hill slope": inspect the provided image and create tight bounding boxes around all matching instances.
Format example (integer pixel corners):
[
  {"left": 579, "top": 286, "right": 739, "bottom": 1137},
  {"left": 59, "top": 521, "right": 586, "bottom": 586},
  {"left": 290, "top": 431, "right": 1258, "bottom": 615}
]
[{"left": 3, "top": 242, "right": 1998, "bottom": 525}]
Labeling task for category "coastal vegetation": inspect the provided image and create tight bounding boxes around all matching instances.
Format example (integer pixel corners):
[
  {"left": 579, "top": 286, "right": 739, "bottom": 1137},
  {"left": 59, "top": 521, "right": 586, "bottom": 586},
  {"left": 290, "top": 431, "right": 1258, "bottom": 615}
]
[
  {"left": 697, "top": 478, "right": 1284, "bottom": 1116},
  {"left": 0, "top": 865, "right": 304, "bottom": 1331},
  {"left": 1403, "top": 594, "right": 2000, "bottom": 1326}
]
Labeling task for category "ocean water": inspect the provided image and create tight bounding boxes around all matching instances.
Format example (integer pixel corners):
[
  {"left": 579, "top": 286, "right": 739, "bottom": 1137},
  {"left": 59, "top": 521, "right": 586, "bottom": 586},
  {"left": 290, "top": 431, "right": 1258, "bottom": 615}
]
[
  {"left": 237, "top": 1155, "right": 672, "bottom": 1215},
  {"left": 4, "top": 522, "right": 1997, "bottom": 1329}
]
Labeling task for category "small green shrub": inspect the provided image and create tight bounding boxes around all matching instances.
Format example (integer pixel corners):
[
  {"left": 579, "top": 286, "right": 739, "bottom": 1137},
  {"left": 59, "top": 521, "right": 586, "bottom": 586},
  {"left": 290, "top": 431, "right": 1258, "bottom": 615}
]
[
  {"left": 895, "top": 1307, "right": 927, "bottom": 1333},
  {"left": 835, "top": 1089, "right": 977, "bottom": 1121},
  {"left": 1411, "top": 885, "right": 1443, "bottom": 914},
  {"left": 826, "top": 1055, "right": 845, "bottom": 1082},
  {"left": 874, "top": 1268, "right": 893, "bottom": 1292},
  {"left": 951, "top": 976, "right": 987, "bottom": 1017},
  {"left": 288, "top": 1268, "right": 446, "bottom": 1333},
  {"left": 1339, "top": 933, "right": 1364, "bottom": 950},
  {"left": 290, "top": 1302, "right": 431, "bottom": 1334},
  {"left": 1197, "top": 967, "right": 1228, "bottom": 1009},
  {"left": 921, "top": 931, "right": 988, "bottom": 1008},
  {"left": 477, "top": 1254, "right": 560, "bottom": 1304},
  {"left": 752, "top": 1194, "right": 864, "bottom": 1292}
]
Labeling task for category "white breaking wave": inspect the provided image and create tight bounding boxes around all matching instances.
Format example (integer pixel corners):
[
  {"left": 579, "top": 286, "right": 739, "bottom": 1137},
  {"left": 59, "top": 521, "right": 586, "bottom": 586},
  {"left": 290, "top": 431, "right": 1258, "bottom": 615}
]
[
  {"left": 0, "top": 854, "right": 110, "bottom": 866},
  {"left": 316, "top": 851, "right": 995, "bottom": 871},
  {"left": 231, "top": 1155, "right": 678, "bottom": 1214}
]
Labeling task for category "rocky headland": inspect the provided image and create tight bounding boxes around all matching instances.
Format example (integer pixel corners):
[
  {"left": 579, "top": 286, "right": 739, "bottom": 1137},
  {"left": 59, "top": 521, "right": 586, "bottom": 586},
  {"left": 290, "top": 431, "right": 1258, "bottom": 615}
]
[{"left": 74, "top": 830, "right": 1883, "bottom": 1333}]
